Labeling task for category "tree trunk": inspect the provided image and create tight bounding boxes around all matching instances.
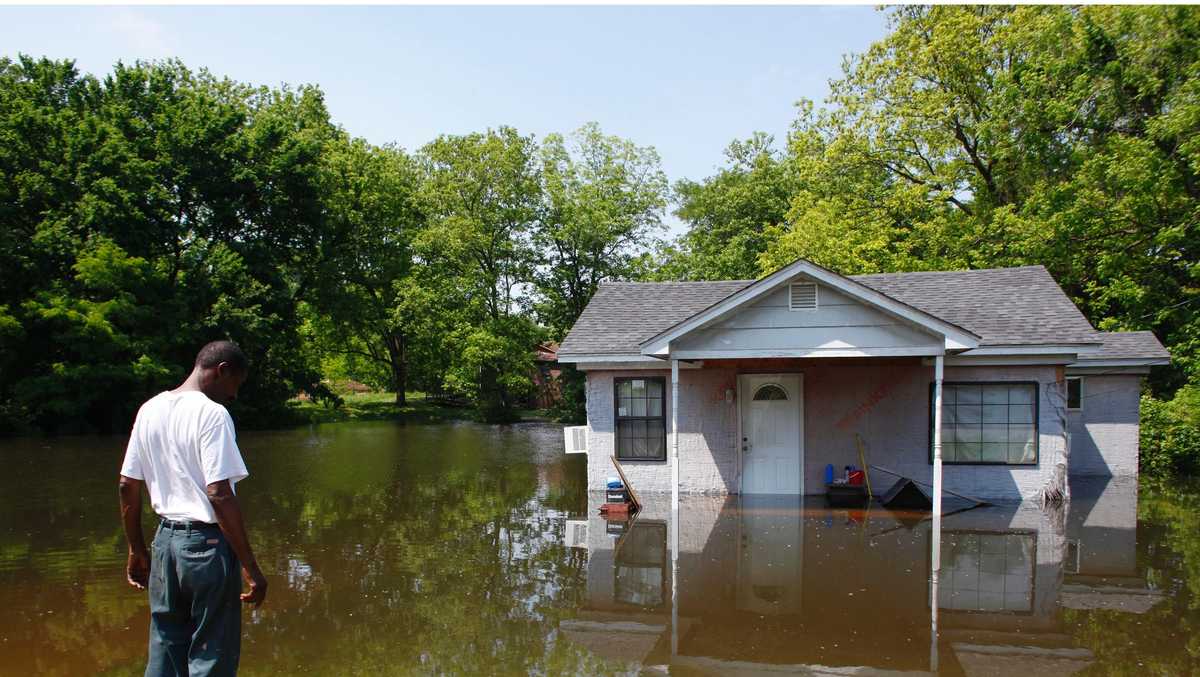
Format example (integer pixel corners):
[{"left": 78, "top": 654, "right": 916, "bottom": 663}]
[{"left": 385, "top": 330, "right": 407, "bottom": 407}]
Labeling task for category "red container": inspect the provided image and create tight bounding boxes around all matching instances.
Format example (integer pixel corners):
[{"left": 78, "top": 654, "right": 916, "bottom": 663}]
[{"left": 848, "top": 470, "right": 865, "bottom": 486}]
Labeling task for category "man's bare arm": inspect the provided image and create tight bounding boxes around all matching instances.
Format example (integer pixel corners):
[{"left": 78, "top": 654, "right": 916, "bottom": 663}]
[
  {"left": 206, "top": 479, "right": 267, "bottom": 606},
  {"left": 118, "top": 475, "right": 150, "bottom": 589}
]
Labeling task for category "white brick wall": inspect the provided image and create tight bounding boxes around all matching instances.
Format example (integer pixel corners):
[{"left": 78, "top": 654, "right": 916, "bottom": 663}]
[
  {"left": 585, "top": 368, "right": 739, "bottom": 495},
  {"left": 1067, "top": 375, "right": 1142, "bottom": 476},
  {"left": 585, "top": 362, "right": 1070, "bottom": 502}
]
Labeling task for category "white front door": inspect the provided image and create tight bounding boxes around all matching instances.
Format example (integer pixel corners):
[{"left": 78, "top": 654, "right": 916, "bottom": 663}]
[{"left": 739, "top": 374, "right": 804, "bottom": 494}]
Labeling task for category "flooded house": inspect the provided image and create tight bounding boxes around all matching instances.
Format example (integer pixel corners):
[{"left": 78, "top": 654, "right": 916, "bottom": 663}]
[{"left": 557, "top": 259, "right": 1170, "bottom": 503}]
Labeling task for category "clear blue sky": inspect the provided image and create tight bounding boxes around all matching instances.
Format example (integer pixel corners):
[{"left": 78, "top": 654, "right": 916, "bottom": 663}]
[{"left": 1, "top": 5, "right": 886, "bottom": 216}]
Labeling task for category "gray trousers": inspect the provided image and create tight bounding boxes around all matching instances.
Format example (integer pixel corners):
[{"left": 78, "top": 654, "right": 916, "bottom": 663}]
[{"left": 146, "top": 521, "right": 242, "bottom": 676}]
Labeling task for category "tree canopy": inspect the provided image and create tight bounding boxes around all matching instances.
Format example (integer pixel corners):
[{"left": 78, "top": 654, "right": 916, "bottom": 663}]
[{"left": 2, "top": 6, "right": 1197, "bottom": 453}]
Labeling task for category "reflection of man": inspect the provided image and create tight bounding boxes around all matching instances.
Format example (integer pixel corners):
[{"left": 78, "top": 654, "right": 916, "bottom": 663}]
[{"left": 118, "top": 340, "right": 268, "bottom": 676}]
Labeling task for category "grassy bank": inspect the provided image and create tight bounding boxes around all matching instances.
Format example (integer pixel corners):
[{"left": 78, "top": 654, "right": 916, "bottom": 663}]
[{"left": 288, "top": 391, "right": 552, "bottom": 425}]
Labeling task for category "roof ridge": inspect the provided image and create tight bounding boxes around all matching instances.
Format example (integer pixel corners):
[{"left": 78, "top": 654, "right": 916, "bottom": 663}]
[
  {"left": 851, "top": 264, "right": 1047, "bottom": 278},
  {"left": 599, "top": 279, "right": 754, "bottom": 286}
]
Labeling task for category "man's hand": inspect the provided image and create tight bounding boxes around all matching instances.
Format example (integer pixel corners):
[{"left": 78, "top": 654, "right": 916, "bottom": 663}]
[
  {"left": 126, "top": 547, "right": 151, "bottom": 589},
  {"left": 119, "top": 475, "right": 149, "bottom": 590},
  {"left": 240, "top": 565, "right": 267, "bottom": 607}
]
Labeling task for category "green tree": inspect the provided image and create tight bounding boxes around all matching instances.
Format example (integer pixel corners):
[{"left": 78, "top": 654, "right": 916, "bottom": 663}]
[
  {"left": 534, "top": 122, "right": 667, "bottom": 336},
  {"left": 656, "top": 132, "right": 793, "bottom": 281},
  {"left": 306, "top": 139, "right": 424, "bottom": 405},
  {"left": 0, "top": 57, "right": 334, "bottom": 430},
  {"left": 666, "top": 7, "right": 1198, "bottom": 401},
  {"left": 769, "top": 6, "right": 1199, "bottom": 392},
  {"left": 417, "top": 128, "right": 543, "bottom": 419}
]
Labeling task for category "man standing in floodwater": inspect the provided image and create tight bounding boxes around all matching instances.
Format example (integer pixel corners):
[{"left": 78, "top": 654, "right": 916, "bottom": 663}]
[{"left": 118, "top": 340, "right": 268, "bottom": 676}]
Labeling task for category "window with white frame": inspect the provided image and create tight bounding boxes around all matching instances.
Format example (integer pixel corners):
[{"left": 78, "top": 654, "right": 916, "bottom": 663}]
[{"left": 932, "top": 382, "right": 1039, "bottom": 465}]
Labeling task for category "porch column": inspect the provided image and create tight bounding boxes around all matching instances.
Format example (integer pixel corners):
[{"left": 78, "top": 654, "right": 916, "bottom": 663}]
[
  {"left": 932, "top": 354, "right": 944, "bottom": 525},
  {"left": 930, "top": 353, "right": 944, "bottom": 672},
  {"left": 670, "top": 358, "right": 681, "bottom": 658},
  {"left": 671, "top": 358, "right": 680, "bottom": 512}
]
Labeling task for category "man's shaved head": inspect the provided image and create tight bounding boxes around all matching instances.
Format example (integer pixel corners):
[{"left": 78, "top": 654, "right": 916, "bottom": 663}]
[{"left": 195, "top": 340, "right": 249, "bottom": 373}]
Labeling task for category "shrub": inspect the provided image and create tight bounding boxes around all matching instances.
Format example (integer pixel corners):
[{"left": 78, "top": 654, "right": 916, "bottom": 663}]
[{"left": 1141, "top": 386, "right": 1200, "bottom": 476}]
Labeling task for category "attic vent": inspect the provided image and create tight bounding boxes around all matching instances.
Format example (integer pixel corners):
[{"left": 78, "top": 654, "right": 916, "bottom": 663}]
[{"left": 789, "top": 282, "right": 818, "bottom": 310}]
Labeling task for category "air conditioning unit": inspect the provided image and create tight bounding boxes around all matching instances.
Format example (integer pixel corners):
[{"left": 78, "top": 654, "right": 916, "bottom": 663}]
[
  {"left": 564, "top": 425, "right": 588, "bottom": 454},
  {"left": 564, "top": 520, "right": 589, "bottom": 549}
]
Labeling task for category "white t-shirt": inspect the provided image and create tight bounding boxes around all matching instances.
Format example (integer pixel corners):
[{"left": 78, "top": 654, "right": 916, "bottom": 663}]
[{"left": 120, "top": 390, "right": 249, "bottom": 523}]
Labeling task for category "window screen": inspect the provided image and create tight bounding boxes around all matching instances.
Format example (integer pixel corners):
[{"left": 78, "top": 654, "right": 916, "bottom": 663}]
[
  {"left": 933, "top": 383, "right": 1038, "bottom": 465},
  {"left": 615, "top": 377, "right": 666, "bottom": 461}
]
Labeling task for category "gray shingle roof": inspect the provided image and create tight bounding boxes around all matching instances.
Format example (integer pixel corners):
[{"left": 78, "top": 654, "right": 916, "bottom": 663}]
[
  {"left": 559, "top": 265, "right": 1113, "bottom": 357},
  {"left": 559, "top": 281, "right": 751, "bottom": 355},
  {"left": 1084, "top": 331, "right": 1170, "bottom": 361},
  {"left": 852, "top": 266, "right": 1099, "bottom": 346}
]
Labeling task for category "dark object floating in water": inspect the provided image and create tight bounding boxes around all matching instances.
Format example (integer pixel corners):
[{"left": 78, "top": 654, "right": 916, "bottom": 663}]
[
  {"left": 880, "top": 478, "right": 933, "bottom": 510},
  {"left": 825, "top": 483, "right": 870, "bottom": 508}
]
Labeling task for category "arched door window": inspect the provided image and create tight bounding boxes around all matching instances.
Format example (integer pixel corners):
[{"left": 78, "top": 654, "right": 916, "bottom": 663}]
[{"left": 753, "top": 384, "right": 789, "bottom": 401}]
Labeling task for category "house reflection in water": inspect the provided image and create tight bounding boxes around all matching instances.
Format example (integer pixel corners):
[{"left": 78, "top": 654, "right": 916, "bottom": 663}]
[{"left": 560, "top": 477, "right": 1153, "bottom": 675}]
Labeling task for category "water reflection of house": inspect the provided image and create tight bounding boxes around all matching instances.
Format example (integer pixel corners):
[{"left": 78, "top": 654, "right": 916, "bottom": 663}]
[
  {"left": 1060, "top": 476, "right": 1164, "bottom": 614},
  {"left": 560, "top": 480, "right": 1157, "bottom": 675}
]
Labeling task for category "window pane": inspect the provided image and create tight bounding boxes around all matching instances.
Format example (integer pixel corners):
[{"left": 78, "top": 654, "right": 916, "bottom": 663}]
[
  {"left": 647, "top": 420, "right": 665, "bottom": 442},
  {"left": 619, "top": 381, "right": 633, "bottom": 399},
  {"left": 957, "top": 405, "right": 982, "bottom": 424},
  {"left": 955, "top": 426, "right": 982, "bottom": 444},
  {"left": 982, "top": 443, "right": 1007, "bottom": 463},
  {"left": 942, "top": 407, "right": 956, "bottom": 424},
  {"left": 618, "top": 421, "right": 633, "bottom": 451},
  {"left": 1009, "top": 386, "right": 1034, "bottom": 405},
  {"left": 942, "top": 442, "right": 957, "bottom": 462},
  {"left": 632, "top": 436, "right": 647, "bottom": 458},
  {"left": 630, "top": 397, "right": 647, "bottom": 417},
  {"left": 981, "top": 425, "right": 1008, "bottom": 444},
  {"left": 1009, "top": 404, "right": 1034, "bottom": 424},
  {"left": 631, "top": 379, "right": 646, "bottom": 398},
  {"left": 982, "top": 386, "right": 1008, "bottom": 404},
  {"left": 1008, "top": 424, "right": 1035, "bottom": 445},
  {"left": 647, "top": 397, "right": 662, "bottom": 417},
  {"left": 645, "top": 434, "right": 664, "bottom": 459},
  {"left": 647, "top": 380, "right": 663, "bottom": 399},
  {"left": 957, "top": 386, "right": 982, "bottom": 405},
  {"left": 942, "top": 386, "right": 956, "bottom": 405},
  {"left": 981, "top": 404, "right": 1007, "bottom": 424},
  {"left": 1067, "top": 379, "right": 1081, "bottom": 409},
  {"left": 959, "top": 443, "right": 981, "bottom": 462}
]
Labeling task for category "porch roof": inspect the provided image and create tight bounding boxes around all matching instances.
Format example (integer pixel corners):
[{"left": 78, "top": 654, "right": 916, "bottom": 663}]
[{"left": 560, "top": 263, "right": 1107, "bottom": 361}]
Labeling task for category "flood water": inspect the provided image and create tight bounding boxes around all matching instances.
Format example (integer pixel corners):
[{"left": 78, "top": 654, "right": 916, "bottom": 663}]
[{"left": 1, "top": 421, "right": 1198, "bottom": 676}]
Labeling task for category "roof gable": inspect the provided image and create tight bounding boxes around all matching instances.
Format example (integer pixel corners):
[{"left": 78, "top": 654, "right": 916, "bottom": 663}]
[
  {"left": 557, "top": 263, "right": 1105, "bottom": 361},
  {"left": 639, "top": 259, "right": 981, "bottom": 356}
]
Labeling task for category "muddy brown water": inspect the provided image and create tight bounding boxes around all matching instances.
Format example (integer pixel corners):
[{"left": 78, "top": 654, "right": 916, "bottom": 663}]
[{"left": 1, "top": 421, "right": 1197, "bottom": 675}]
